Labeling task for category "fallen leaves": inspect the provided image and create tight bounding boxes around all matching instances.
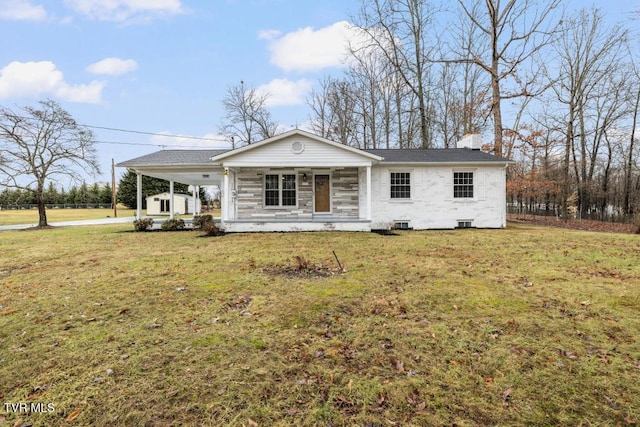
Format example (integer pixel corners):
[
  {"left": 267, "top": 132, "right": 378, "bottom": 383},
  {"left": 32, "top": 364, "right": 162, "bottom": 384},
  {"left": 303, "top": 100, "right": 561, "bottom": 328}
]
[
  {"left": 66, "top": 408, "right": 81, "bottom": 422},
  {"left": 502, "top": 387, "right": 513, "bottom": 406}
]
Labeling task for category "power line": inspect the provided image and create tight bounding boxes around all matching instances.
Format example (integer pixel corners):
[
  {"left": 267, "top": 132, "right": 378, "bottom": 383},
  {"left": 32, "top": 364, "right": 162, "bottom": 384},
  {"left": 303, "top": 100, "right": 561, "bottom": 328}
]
[
  {"left": 5, "top": 113, "right": 229, "bottom": 143},
  {"left": 93, "top": 140, "right": 230, "bottom": 150},
  {"left": 84, "top": 124, "right": 229, "bottom": 142}
]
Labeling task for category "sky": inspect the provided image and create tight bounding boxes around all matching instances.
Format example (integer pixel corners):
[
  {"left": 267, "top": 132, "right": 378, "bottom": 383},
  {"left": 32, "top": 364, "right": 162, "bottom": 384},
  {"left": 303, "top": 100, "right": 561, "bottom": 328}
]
[{"left": 0, "top": 0, "right": 638, "bottom": 186}]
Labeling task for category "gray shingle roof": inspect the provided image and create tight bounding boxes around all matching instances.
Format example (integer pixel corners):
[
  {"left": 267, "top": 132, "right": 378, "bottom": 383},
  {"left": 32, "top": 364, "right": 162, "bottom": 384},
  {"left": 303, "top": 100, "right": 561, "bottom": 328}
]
[
  {"left": 117, "top": 147, "right": 511, "bottom": 168},
  {"left": 117, "top": 149, "right": 229, "bottom": 167},
  {"left": 364, "top": 148, "right": 511, "bottom": 163}
]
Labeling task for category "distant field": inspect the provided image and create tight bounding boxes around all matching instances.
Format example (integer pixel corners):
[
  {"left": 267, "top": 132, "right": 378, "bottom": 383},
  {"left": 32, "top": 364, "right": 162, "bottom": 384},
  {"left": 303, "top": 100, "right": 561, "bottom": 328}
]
[
  {"left": 0, "top": 224, "right": 638, "bottom": 426},
  {"left": 0, "top": 207, "right": 137, "bottom": 225}
]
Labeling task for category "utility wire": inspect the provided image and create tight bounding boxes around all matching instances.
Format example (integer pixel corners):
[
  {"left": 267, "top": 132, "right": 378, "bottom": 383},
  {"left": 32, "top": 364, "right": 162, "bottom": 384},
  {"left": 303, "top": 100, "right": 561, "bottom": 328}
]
[
  {"left": 5, "top": 113, "right": 229, "bottom": 143},
  {"left": 84, "top": 124, "right": 229, "bottom": 142},
  {"left": 93, "top": 139, "right": 230, "bottom": 150}
]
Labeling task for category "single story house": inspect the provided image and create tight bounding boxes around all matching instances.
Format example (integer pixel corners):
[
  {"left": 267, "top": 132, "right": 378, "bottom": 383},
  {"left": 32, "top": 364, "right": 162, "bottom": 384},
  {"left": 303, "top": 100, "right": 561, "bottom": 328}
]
[
  {"left": 117, "top": 129, "right": 513, "bottom": 232},
  {"left": 146, "top": 192, "right": 200, "bottom": 216}
]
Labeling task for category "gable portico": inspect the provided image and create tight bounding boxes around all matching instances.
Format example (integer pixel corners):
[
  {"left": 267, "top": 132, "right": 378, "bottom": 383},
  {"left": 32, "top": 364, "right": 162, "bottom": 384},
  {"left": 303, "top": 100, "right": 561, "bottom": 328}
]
[{"left": 212, "top": 130, "right": 381, "bottom": 232}]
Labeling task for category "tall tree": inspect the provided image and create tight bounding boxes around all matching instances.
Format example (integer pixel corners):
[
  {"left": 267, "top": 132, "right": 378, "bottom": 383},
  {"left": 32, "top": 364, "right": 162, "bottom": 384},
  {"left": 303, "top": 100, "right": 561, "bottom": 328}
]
[
  {"left": 352, "top": 0, "right": 437, "bottom": 148},
  {"left": 445, "top": 0, "right": 561, "bottom": 156},
  {"left": 0, "top": 99, "right": 100, "bottom": 226},
  {"left": 219, "top": 81, "right": 281, "bottom": 147},
  {"left": 548, "top": 8, "right": 628, "bottom": 219}
]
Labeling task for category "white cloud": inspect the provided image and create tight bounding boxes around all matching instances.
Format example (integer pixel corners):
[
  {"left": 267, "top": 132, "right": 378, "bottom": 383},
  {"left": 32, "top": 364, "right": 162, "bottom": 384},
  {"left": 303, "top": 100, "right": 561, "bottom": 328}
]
[
  {"left": 0, "top": 61, "right": 104, "bottom": 104},
  {"left": 87, "top": 58, "right": 138, "bottom": 75},
  {"left": 64, "top": 0, "right": 185, "bottom": 22},
  {"left": 257, "top": 29, "right": 281, "bottom": 40},
  {"left": 0, "top": 0, "right": 47, "bottom": 21},
  {"left": 263, "top": 21, "right": 358, "bottom": 72},
  {"left": 257, "top": 78, "right": 313, "bottom": 107}
]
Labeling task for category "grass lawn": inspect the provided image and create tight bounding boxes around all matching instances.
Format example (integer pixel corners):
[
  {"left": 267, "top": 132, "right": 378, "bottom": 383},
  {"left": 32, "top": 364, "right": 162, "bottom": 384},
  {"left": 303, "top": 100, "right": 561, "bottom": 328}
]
[
  {"left": 0, "top": 208, "right": 136, "bottom": 226},
  {"left": 0, "top": 224, "right": 639, "bottom": 426}
]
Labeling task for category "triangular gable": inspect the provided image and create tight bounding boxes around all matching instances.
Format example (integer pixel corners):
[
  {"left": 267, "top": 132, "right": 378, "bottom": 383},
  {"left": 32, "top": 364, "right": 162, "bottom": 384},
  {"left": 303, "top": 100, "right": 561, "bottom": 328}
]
[{"left": 210, "top": 129, "right": 382, "bottom": 167}]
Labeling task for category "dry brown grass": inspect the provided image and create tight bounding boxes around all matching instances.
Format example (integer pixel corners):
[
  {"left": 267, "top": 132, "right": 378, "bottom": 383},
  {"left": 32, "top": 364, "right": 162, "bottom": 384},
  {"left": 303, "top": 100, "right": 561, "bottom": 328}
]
[{"left": 0, "top": 224, "right": 639, "bottom": 426}]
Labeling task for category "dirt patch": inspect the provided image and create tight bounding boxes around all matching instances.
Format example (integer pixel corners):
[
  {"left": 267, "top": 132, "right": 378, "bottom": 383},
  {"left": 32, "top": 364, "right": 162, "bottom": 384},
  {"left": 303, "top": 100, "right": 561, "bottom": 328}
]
[
  {"left": 507, "top": 214, "right": 637, "bottom": 234},
  {"left": 262, "top": 255, "right": 345, "bottom": 278}
]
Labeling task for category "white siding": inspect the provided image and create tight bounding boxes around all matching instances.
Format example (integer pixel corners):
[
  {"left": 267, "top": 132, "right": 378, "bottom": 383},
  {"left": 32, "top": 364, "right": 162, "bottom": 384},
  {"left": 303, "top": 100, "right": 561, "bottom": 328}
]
[
  {"left": 370, "top": 165, "right": 507, "bottom": 229},
  {"left": 221, "top": 135, "right": 375, "bottom": 167}
]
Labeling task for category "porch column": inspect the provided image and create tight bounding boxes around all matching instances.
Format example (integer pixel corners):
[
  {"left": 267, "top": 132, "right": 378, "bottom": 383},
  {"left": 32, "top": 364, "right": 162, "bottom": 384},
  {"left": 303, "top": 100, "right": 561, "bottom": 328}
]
[
  {"left": 169, "top": 180, "right": 175, "bottom": 219},
  {"left": 222, "top": 168, "right": 229, "bottom": 221},
  {"left": 366, "top": 165, "right": 372, "bottom": 220},
  {"left": 136, "top": 172, "right": 142, "bottom": 220},
  {"left": 192, "top": 185, "right": 198, "bottom": 219}
]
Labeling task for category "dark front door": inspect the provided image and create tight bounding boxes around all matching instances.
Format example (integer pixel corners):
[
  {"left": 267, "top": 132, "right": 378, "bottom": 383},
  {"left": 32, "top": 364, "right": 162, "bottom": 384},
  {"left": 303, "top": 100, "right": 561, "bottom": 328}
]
[{"left": 314, "top": 174, "right": 330, "bottom": 213}]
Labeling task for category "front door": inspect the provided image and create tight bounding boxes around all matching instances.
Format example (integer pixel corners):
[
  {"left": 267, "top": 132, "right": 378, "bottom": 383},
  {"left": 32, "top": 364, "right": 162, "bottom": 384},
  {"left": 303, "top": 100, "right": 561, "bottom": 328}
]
[{"left": 314, "top": 174, "right": 330, "bottom": 213}]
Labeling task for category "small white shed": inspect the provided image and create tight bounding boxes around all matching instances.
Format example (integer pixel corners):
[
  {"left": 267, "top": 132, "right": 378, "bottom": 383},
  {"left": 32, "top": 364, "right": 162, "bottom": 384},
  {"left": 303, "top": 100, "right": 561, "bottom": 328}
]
[{"left": 146, "top": 193, "right": 198, "bottom": 215}]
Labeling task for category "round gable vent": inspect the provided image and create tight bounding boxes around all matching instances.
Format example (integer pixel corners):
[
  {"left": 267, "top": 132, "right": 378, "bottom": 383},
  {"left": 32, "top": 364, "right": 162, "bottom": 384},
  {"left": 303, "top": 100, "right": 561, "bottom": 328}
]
[{"left": 291, "top": 140, "right": 304, "bottom": 154}]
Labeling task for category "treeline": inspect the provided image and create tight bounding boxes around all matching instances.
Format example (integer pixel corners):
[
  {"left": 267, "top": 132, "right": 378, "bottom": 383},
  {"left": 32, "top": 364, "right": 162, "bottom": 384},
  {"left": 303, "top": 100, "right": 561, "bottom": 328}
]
[{"left": 0, "top": 182, "right": 113, "bottom": 207}]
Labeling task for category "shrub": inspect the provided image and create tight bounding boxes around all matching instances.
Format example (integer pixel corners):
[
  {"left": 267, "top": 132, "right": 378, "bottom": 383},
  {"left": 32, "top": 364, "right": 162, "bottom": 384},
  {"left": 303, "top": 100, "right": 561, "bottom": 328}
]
[
  {"left": 133, "top": 217, "right": 154, "bottom": 231},
  {"left": 161, "top": 218, "right": 185, "bottom": 231},
  {"left": 193, "top": 214, "right": 219, "bottom": 236},
  {"left": 193, "top": 214, "right": 213, "bottom": 229}
]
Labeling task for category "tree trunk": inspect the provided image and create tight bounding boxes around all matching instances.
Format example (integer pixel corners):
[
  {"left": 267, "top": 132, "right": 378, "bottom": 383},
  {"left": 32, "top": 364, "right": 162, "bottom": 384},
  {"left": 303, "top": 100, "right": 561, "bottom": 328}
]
[{"left": 36, "top": 187, "right": 48, "bottom": 227}]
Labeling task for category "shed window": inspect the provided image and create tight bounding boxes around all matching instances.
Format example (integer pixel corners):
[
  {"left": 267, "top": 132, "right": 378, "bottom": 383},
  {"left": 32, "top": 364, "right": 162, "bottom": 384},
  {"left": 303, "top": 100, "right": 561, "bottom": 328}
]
[{"left": 265, "top": 174, "right": 297, "bottom": 207}]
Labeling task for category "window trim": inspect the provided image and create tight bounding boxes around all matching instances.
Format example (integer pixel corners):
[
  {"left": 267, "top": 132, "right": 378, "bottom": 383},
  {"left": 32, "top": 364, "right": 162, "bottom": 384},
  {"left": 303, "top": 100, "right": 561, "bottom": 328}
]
[
  {"left": 390, "top": 171, "right": 412, "bottom": 200},
  {"left": 263, "top": 172, "right": 298, "bottom": 208},
  {"left": 453, "top": 170, "right": 475, "bottom": 199}
]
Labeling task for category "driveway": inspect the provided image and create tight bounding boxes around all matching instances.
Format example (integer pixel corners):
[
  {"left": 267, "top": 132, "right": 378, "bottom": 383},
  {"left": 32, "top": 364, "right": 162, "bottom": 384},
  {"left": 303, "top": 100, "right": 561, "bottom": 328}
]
[{"left": 0, "top": 217, "right": 136, "bottom": 231}]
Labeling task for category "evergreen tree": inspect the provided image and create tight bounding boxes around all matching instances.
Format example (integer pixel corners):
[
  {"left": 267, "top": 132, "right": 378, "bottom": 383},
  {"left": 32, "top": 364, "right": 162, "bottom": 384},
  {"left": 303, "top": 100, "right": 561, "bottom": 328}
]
[{"left": 99, "top": 183, "right": 113, "bottom": 205}]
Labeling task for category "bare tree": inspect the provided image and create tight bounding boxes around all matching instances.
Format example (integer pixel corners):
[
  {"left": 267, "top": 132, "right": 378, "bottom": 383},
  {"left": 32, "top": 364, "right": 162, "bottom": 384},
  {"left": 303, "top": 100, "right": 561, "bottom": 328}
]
[
  {"left": 0, "top": 99, "right": 100, "bottom": 227},
  {"left": 219, "top": 81, "right": 281, "bottom": 147},
  {"left": 548, "top": 8, "right": 628, "bottom": 219},
  {"left": 443, "top": 0, "right": 562, "bottom": 157},
  {"left": 352, "top": 0, "right": 437, "bottom": 148},
  {"left": 307, "top": 76, "right": 359, "bottom": 147},
  {"left": 623, "top": 49, "right": 640, "bottom": 219}
]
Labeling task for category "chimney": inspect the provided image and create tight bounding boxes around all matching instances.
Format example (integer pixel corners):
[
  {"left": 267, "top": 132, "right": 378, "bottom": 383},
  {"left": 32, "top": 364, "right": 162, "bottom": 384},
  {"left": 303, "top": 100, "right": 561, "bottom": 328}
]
[{"left": 456, "top": 134, "right": 482, "bottom": 150}]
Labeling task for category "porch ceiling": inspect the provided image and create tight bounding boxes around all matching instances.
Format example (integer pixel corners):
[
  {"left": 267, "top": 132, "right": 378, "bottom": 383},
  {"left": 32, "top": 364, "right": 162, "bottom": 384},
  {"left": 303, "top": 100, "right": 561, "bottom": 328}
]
[{"left": 132, "top": 167, "right": 223, "bottom": 186}]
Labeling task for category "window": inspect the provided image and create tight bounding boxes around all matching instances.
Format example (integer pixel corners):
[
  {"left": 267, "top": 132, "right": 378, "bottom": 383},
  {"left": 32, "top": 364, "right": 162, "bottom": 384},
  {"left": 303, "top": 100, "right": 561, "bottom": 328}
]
[
  {"left": 453, "top": 172, "right": 474, "bottom": 198},
  {"left": 390, "top": 172, "right": 411, "bottom": 199},
  {"left": 264, "top": 173, "right": 297, "bottom": 207}
]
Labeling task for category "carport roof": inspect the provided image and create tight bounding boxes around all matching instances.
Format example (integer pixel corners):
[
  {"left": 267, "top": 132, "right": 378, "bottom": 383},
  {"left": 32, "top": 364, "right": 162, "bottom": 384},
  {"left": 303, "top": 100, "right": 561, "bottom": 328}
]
[{"left": 117, "top": 149, "right": 229, "bottom": 167}]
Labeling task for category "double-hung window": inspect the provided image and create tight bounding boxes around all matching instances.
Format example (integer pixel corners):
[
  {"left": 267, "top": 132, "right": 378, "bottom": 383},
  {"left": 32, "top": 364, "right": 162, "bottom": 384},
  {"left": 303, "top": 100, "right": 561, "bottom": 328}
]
[
  {"left": 265, "top": 173, "right": 297, "bottom": 207},
  {"left": 390, "top": 172, "right": 411, "bottom": 199},
  {"left": 453, "top": 172, "right": 474, "bottom": 198}
]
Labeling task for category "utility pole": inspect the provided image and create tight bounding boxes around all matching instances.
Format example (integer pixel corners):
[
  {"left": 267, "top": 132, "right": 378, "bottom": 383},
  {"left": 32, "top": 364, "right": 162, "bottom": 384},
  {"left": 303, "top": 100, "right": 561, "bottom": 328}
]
[{"left": 111, "top": 158, "right": 117, "bottom": 218}]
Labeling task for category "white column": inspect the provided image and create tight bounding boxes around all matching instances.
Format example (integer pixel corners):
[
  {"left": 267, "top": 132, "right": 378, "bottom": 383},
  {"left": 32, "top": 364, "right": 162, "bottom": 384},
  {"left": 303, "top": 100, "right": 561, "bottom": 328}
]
[
  {"left": 136, "top": 172, "right": 142, "bottom": 220},
  {"left": 192, "top": 185, "right": 199, "bottom": 219},
  {"left": 169, "top": 180, "right": 175, "bottom": 219},
  {"left": 366, "top": 165, "right": 372, "bottom": 220},
  {"left": 222, "top": 169, "right": 229, "bottom": 221}
]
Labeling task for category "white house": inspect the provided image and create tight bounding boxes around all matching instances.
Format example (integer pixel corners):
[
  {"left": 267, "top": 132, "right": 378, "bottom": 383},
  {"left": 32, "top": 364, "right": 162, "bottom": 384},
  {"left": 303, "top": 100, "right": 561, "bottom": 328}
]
[
  {"left": 146, "top": 192, "right": 199, "bottom": 216},
  {"left": 117, "top": 129, "right": 512, "bottom": 232}
]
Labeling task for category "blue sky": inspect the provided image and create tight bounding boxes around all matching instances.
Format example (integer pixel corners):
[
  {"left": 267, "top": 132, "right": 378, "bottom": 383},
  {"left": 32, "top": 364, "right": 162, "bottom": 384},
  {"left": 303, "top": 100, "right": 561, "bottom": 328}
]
[{"left": 0, "top": 0, "right": 637, "bottom": 185}]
